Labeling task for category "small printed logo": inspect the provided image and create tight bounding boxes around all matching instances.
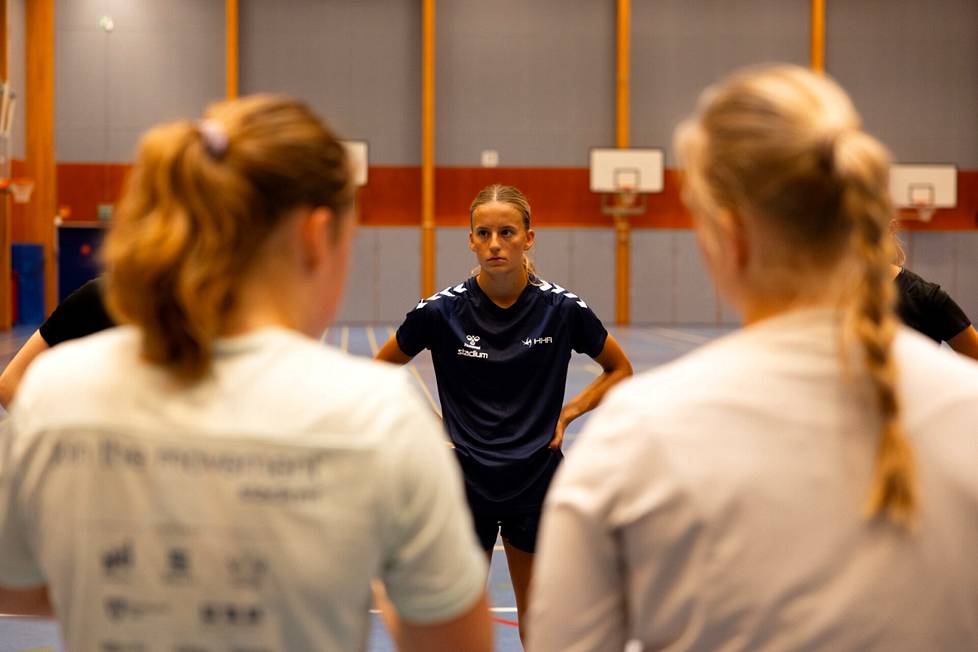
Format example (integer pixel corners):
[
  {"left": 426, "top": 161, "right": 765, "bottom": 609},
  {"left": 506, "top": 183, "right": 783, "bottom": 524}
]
[
  {"left": 100, "top": 641, "right": 147, "bottom": 652},
  {"left": 104, "top": 597, "right": 170, "bottom": 622},
  {"left": 458, "top": 334, "right": 489, "bottom": 359},
  {"left": 200, "top": 602, "right": 265, "bottom": 627},
  {"left": 228, "top": 552, "right": 268, "bottom": 588},
  {"left": 102, "top": 540, "right": 133, "bottom": 581},
  {"left": 164, "top": 547, "right": 192, "bottom": 583},
  {"left": 522, "top": 336, "right": 553, "bottom": 347}
]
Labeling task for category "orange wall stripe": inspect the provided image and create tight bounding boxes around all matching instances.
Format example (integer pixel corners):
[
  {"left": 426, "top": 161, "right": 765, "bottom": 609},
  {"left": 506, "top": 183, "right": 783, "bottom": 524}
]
[{"left": 54, "top": 164, "right": 978, "bottom": 231}]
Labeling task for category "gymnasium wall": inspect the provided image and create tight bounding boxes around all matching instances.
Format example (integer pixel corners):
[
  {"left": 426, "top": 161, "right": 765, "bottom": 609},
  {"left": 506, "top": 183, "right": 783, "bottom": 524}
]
[
  {"left": 53, "top": 0, "right": 225, "bottom": 163},
  {"left": 38, "top": 0, "right": 978, "bottom": 325}
]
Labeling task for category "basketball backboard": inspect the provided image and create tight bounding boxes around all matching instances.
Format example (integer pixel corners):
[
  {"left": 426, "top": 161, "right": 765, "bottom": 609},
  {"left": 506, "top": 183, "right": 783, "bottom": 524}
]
[
  {"left": 342, "top": 140, "right": 369, "bottom": 187},
  {"left": 589, "top": 148, "right": 664, "bottom": 193},
  {"left": 889, "top": 164, "right": 956, "bottom": 209}
]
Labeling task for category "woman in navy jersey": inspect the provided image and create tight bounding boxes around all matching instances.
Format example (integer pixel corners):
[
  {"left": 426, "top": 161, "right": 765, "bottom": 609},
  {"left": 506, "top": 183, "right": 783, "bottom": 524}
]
[{"left": 376, "top": 184, "right": 632, "bottom": 644}]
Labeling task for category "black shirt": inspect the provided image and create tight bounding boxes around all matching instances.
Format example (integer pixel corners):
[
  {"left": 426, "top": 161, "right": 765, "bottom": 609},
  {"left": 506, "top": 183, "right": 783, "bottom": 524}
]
[
  {"left": 38, "top": 278, "right": 115, "bottom": 346},
  {"left": 895, "top": 267, "right": 971, "bottom": 343},
  {"left": 396, "top": 275, "right": 608, "bottom": 511}
]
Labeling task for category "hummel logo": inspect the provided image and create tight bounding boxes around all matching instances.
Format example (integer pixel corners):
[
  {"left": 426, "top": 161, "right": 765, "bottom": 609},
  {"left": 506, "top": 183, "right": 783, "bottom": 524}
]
[
  {"left": 522, "top": 336, "right": 553, "bottom": 347},
  {"left": 458, "top": 334, "right": 489, "bottom": 359}
]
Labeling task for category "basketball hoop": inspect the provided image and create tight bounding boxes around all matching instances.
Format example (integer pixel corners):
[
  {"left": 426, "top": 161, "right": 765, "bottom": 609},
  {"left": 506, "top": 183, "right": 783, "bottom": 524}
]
[
  {"left": 601, "top": 185, "right": 647, "bottom": 218},
  {"left": 908, "top": 183, "right": 935, "bottom": 222},
  {"left": 912, "top": 198, "right": 935, "bottom": 223},
  {"left": 0, "top": 177, "right": 34, "bottom": 204}
]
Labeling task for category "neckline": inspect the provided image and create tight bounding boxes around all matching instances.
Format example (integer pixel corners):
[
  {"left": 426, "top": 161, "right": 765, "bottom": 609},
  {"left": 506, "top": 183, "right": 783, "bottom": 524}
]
[{"left": 469, "top": 274, "right": 536, "bottom": 313}]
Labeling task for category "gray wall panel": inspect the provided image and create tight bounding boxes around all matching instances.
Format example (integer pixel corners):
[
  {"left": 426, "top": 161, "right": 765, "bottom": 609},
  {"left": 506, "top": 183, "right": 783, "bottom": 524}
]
[
  {"left": 437, "top": 0, "right": 614, "bottom": 166},
  {"left": 240, "top": 0, "right": 421, "bottom": 166},
  {"left": 631, "top": 230, "right": 674, "bottom": 323},
  {"left": 55, "top": 0, "right": 225, "bottom": 162},
  {"left": 337, "top": 228, "right": 378, "bottom": 322},
  {"left": 953, "top": 233, "right": 978, "bottom": 322},
  {"left": 569, "top": 229, "right": 615, "bottom": 323},
  {"left": 674, "top": 231, "right": 718, "bottom": 323},
  {"left": 377, "top": 227, "right": 422, "bottom": 322},
  {"left": 530, "top": 228, "right": 573, "bottom": 289},
  {"left": 633, "top": 0, "right": 808, "bottom": 160},
  {"left": 826, "top": 0, "right": 978, "bottom": 167},
  {"left": 9, "top": 0, "right": 26, "bottom": 159},
  {"left": 907, "top": 231, "right": 956, "bottom": 294},
  {"left": 436, "top": 227, "right": 474, "bottom": 291}
]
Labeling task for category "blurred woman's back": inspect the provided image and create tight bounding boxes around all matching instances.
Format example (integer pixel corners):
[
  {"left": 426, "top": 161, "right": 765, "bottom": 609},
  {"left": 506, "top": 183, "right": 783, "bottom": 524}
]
[
  {"left": 528, "top": 66, "right": 978, "bottom": 652},
  {"left": 0, "top": 95, "right": 491, "bottom": 652}
]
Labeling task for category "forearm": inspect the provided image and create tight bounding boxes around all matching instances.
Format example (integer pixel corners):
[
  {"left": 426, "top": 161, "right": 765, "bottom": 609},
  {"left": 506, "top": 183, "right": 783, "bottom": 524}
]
[
  {"left": 0, "top": 331, "right": 50, "bottom": 409},
  {"left": 0, "top": 585, "right": 54, "bottom": 617},
  {"left": 562, "top": 367, "right": 631, "bottom": 422},
  {"left": 376, "top": 335, "right": 414, "bottom": 365}
]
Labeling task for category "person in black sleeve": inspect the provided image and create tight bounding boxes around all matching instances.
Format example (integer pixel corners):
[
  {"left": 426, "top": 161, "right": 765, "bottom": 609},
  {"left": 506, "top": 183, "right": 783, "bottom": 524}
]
[
  {"left": 0, "top": 277, "right": 115, "bottom": 407},
  {"left": 375, "top": 184, "right": 633, "bottom": 645},
  {"left": 891, "top": 264, "right": 978, "bottom": 360}
]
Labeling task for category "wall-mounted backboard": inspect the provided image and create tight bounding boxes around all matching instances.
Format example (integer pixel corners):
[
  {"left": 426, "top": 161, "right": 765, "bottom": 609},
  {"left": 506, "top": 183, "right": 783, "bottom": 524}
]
[
  {"left": 889, "top": 163, "right": 956, "bottom": 209},
  {"left": 589, "top": 148, "right": 664, "bottom": 193},
  {"left": 342, "top": 140, "right": 369, "bottom": 187}
]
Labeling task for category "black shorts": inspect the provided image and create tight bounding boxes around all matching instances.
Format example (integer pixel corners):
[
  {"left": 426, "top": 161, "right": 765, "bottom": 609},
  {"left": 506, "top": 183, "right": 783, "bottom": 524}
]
[{"left": 470, "top": 508, "right": 543, "bottom": 554}]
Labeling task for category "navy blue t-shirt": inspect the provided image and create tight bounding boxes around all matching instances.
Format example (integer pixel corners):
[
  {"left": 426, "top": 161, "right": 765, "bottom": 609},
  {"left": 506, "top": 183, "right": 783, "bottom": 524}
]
[{"left": 396, "top": 275, "right": 608, "bottom": 512}]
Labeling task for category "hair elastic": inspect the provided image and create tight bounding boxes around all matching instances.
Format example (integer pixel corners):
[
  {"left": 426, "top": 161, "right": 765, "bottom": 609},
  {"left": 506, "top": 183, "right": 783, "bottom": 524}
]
[{"left": 197, "top": 119, "right": 229, "bottom": 158}]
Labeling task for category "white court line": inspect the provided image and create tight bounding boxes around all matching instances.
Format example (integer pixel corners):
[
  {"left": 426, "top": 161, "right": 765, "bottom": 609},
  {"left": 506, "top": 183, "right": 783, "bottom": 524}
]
[
  {"left": 365, "top": 326, "right": 379, "bottom": 356},
  {"left": 319, "top": 327, "right": 329, "bottom": 345},
  {"left": 645, "top": 327, "right": 710, "bottom": 345},
  {"left": 340, "top": 326, "right": 349, "bottom": 353}
]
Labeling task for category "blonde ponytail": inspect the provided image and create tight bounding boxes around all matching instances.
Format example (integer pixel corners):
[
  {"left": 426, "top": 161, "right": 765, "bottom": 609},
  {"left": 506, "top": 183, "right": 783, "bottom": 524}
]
[
  {"left": 104, "top": 95, "right": 354, "bottom": 382},
  {"left": 836, "top": 133, "right": 917, "bottom": 526}
]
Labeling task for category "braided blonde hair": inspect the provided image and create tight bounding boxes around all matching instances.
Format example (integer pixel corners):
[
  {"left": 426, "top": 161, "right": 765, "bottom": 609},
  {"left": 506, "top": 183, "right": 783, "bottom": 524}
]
[{"left": 675, "top": 65, "right": 916, "bottom": 527}]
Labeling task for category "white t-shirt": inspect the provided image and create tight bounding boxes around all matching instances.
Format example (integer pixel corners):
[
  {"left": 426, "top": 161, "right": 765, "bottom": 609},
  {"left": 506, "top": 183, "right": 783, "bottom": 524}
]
[
  {"left": 0, "top": 327, "right": 487, "bottom": 652},
  {"left": 529, "top": 309, "right": 978, "bottom": 652}
]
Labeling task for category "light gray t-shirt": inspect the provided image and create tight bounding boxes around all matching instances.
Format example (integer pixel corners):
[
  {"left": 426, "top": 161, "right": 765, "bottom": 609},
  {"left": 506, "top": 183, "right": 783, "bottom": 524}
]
[
  {"left": 529, "top": 309, "right": 978, "bottom": 652},
  {"left": 0, "top": 327, "right": 487, "bottom": 651}
]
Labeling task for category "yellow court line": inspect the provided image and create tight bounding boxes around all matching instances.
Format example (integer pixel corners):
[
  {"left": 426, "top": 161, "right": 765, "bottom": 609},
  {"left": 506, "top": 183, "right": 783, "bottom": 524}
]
[
  {"left": 383, "top": 325, "right": 441, "bottom": 417},
  {"left": 340, "top": 326, "right": 349, "bottom": 353},
  {"left": 365, "top": 326, "right": 379, "bottom": 356}
]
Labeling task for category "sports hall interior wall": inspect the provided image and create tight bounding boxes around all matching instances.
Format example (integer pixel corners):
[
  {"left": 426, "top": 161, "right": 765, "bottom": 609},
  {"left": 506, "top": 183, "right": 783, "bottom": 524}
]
[{"left": 7, "top": 0, "right": 978, "bottom": 324}]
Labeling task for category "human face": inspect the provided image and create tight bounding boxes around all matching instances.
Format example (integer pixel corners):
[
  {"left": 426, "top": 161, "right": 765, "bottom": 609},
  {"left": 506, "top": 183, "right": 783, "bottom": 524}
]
[{"left": 469, "top": 201, "right": 534, "bottom": 276}]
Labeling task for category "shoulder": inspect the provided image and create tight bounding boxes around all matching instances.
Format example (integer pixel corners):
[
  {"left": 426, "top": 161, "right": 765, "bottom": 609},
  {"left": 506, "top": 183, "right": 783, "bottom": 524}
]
[
  {"left": 15, "top": 326, "right": 136, "bottom": 415},
  {"left": 529, "top": 277, "right": 595, "bottom": 311},
  {"left": 897, "top": 267, "right": 946, "bottom": 301},
  {"left": 408, "top": 280, "right": 471, "bottom": 315},
  {"left": 896, "top": 327, "right": 978, "bottom": 401}
]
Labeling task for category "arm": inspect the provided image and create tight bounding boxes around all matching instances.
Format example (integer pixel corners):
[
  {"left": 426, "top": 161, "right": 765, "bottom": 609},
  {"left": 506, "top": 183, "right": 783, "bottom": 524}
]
[
  {"left": 948, "top": 325, "right": 978, "bottom": 361},
  {"left": 0, "top": 584, "right": 53, "bottom": 617},
  {"left": 528, "top": 501, "right": 627, "bottom": 652},
  {"left": 378, "top": 585, "right": 492, "bottom": 652},
  {"left": 0, "top": 331, "right": 49, "bottom": 409},
  {"left": 550, "top": 333, "right": 632, "bottom": 448},
  {"left": 376, "top": 335, "right": 415, "bottom": 365}
]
